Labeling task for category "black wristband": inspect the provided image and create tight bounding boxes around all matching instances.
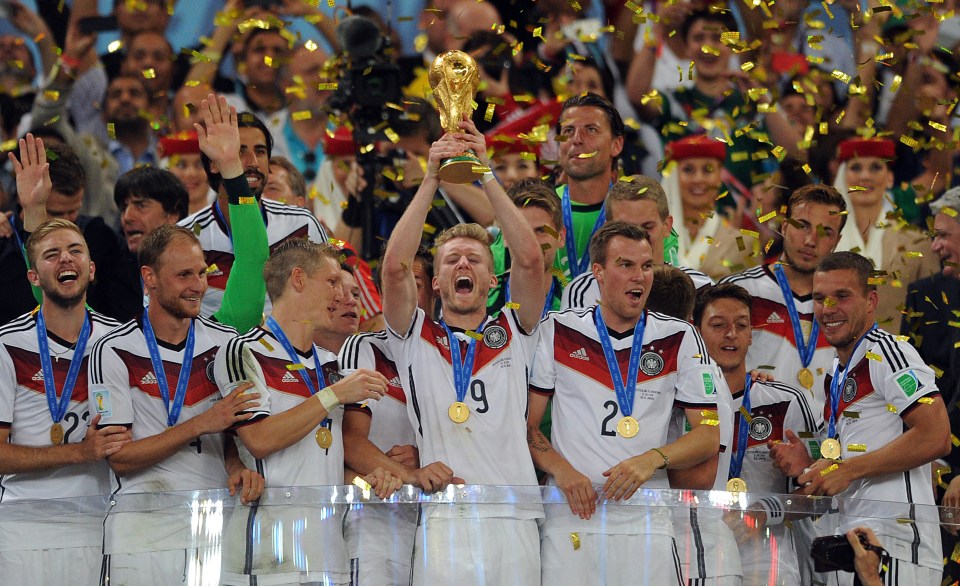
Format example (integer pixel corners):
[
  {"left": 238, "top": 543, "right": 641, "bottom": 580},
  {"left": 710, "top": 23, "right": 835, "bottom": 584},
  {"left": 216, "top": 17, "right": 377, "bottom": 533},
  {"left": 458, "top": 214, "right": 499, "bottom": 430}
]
[{"left": 222, "top": 175, "right": 254, "bottom": 206}]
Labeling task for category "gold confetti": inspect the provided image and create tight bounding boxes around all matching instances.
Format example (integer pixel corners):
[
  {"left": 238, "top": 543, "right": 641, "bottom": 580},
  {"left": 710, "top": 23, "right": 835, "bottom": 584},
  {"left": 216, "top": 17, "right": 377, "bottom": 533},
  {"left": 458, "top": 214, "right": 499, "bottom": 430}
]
[
  {"left": 820, "top": 463, "right": 839, "bottom": 476},
  {"left": 465, "top": 330, "right": 484, "bottom": 341},
  {"left": 865, "top": 352, "right": 882, "bottom": 362},
  {"left": 286, "top": 363, "right": 306, "bottom": 371},
  {"left": 142, "top": 68, "right": 156, "bottom": 79},
  {"left": 738, "top": 406, "right": 753, "bottom": 423},
  {"left": 918, "top": 397, "right": 935, "bottom": 404},
  {"left": 471, "top": 166, "right": 492, "bottom": 174},
  {"left": 292, "top": 111, "right": 312, "bottom": 121},
  {"left": 952, "top": 434, "right": 960, "bottom": 447},
  {"left": 847, "top": 444, "right": 866, "bottom": 452},
  {"left": 505, "top": 302, "right": 520, "bottom": 309},
  {"left": 570, "top": 533, "right": 581, "bottom": 550},
  {"left": 886, "top": 404, "right": 898, "bottom": 413},
  {"left": 577, "top": 151, "right": 598, "bottom": 158},
  {"left": 384, "top": 128, "right": 399, "bottom": 143},
  {"left": 422, "top": 223, "right": 436, "bottom": 235},
  {"left": 107, "top": 123, "right": 116, "bottom": 140},
  {"left": 352, "top": 476, "right": 372, "bottom": 491},
  {"left": 205, "top": 263, "right": 219, "bottom": 274}
]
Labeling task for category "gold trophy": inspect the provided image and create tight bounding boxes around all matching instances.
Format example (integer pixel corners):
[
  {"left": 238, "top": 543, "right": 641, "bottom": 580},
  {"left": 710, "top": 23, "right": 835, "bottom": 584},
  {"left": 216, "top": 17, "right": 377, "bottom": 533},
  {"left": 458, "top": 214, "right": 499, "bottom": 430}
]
[{"left": 429, "top": 50, "right": 484, "bottom": 183}]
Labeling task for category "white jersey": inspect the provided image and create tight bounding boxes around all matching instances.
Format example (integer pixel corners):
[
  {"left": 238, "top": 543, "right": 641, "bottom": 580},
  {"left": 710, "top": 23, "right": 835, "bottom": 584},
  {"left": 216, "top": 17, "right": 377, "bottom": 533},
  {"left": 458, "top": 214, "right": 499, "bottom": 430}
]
[
  {"left": 827, "top": 328, "right": 942, "bottom": 570},
  {"left": 215, "top": 327, "right": 353, "bottom": 583},
  {"left": 531, "top": 307, "right": 724, "bottom": 535},
  {"left": 339, "top": 331, "right": 417, "bottom": 452},
  {"left": 720, "top": 265, "right": 834, "bottom": 412},
  {"left": 179, "top": 198, "right": 328, "bottom": 318},
  {"left": 733, "top": 379, "right": 822, "bottom": 585},
  {"left": 0, "top": 310, "right": 119, "bottom": 553},
  {"left": 384, "top": 308, "right": 540, "bottom": 518},
  {"left": 0, "top": 310, "right": 120, "bottom": 503},
  {"left": 560, "top": 265, "right": 713, "bottom": 310},
  {"left": 89, "top": 316, "right": 238, "bottom": 494},
  {"left": 215, "top": 327, "right": 347, "bottom": 487}
]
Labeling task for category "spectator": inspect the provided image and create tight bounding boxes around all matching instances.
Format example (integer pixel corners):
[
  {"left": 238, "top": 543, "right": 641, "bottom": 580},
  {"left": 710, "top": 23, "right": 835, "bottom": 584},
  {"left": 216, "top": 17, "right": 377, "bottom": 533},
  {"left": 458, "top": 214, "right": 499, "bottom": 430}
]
[
  {"left": 272, "top": 44, "right": 334, "bottom": 180},
  {"left": 119, "top": 30, "right": 175, "bottom": 123},
  {"left": 263, "top": 155, "right": 306, "bottom": 207},
  {"left": 102, "top": 74, "right": 158, "bottom": 174},
  {"left": 159, "top": 131, "right": 213, "bottom": 215},
  {"left": 832, "top": 137, "right": 939, "bottom": 332},
  {"left": 662, "top": 134, "right": 761, "bottom": 279}
]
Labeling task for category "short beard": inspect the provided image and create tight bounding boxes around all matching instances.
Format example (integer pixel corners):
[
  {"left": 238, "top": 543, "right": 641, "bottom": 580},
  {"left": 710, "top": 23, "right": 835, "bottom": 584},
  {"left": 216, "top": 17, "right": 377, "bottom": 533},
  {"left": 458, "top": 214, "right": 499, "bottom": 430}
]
[
  {"left": 155, "top": 292, "right": 200, "bottom": 321},
  {"left": 782, "top": 248, "right": 816, "bottom": 274},
  {"left": 44, "top": 289, "right": 86, "bottom": 309}
]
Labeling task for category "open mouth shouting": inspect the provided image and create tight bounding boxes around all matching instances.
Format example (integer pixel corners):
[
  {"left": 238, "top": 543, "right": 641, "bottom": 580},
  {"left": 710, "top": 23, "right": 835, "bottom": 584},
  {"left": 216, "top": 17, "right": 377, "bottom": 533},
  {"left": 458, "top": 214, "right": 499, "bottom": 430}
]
[
  {"left": 455, "top": 276, "right": 474, "bottom": 294},
  {"left": 626, "top": 287, "right": 644, "bottom": 302},
  {"left": 57, "top": 269, "right": 79, "bottom": 284}
]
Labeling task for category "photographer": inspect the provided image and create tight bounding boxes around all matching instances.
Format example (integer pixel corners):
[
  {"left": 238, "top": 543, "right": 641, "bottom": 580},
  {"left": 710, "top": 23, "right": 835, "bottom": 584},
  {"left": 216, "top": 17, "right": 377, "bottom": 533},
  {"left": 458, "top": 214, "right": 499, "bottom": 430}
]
[{"left": 847, "top": 527, "right": 888, "bottom": 586}]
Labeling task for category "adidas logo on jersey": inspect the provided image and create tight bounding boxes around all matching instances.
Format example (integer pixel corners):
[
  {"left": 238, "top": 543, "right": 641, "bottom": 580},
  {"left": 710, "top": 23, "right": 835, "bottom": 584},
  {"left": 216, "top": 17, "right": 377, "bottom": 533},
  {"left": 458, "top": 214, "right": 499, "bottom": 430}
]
[
  {"left": 32, "top": 370, "right": 44, "bottom": 382},
  {"left": 388, "top": 376, "right": 402, "bottom": 388},
  {"left": 767, "top": 312, "right": 785, "bottom": 324},
  {"left": 569, "top": 348, "right": 589, "bottom": 361},
  {"left": 281, "top": 371, "right": 299, "bottom": 383},
  {"left": 140, "top": 372, "right": 158, "bottom": 385}
]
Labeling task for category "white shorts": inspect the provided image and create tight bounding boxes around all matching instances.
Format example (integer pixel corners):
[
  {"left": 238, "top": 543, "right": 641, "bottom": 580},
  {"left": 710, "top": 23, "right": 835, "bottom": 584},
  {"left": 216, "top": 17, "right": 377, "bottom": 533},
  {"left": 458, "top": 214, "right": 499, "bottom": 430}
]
[
  {"left": 221, "top": 503, "right": 350, "bottom": 585},
  {"left": 541, "top": 531, "right": 684, "bottom": 586},
  {"left": 0, "top": 547, "right": 101, "bottom": 586},
  {"left": 344, "top": 504, "right": 418, "bottom": 586},
  {"left": 412, "top": 517, "right": 540, "bottom": 586},
  {"left": 103, "top": 548, "right": 221, "bottom": 586}
]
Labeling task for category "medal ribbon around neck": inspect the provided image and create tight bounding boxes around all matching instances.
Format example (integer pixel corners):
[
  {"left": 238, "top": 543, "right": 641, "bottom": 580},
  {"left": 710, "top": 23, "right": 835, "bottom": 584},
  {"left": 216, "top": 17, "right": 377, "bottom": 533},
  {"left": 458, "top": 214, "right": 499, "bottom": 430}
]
[
  {"left": 265, "top": 317, "right": 329, "bottom": 424},
  {"left": 36, "top": 308, "right": 91, "bottom": 429},
  {"left": 729, "top": 373, "right": 753, "bottom": 481},
  {"left": 440, "top": 319, "right": 487, "bottom": 406},
  {"left": 142, "top": 308, "right": 195, "bottom": 427},
  {"left": 505, "top": 273, "right": 557, "bottom": 319},
  {"left": 561, "top": 184, "right": 606, "bottom": 279},
  {"left": 826, "top": 324, "right": 877, "bottom": 440},
  {"left": 773, "top": 264, "right": 820, "bottom": 369},
  {"left": 594, "top": 308, "right": 647, "bottom": 424}
]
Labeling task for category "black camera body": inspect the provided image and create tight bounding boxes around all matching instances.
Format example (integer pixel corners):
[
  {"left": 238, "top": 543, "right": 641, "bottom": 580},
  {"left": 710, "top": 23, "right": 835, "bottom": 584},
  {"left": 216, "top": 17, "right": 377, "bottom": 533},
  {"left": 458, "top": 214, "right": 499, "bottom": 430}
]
[{"left": 811, "top": 535, "right": 859, "bottom": 573}]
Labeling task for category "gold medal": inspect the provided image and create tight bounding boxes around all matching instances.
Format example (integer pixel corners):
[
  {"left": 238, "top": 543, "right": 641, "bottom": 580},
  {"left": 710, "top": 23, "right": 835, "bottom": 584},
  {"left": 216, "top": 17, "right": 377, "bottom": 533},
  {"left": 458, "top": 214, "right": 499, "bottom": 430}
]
[
  {"left": 616, "top": 416, "right": 639, "bottom": 438},
  {"left": 821, "top": 438, "right": 841, "bottom": 460},
  {"left": 315, "top": 427, "right": 333, "bottom": 449},
  {"left": 50, "top": 423, "right": 64, "bottom": 445},
  {"left": 726, "top": 478, "right": 748, "bottom": 492},
  {"left": 798, "top": 367, "right": 814, "bottom": 390},
  {"left": 448, "top": 401, "right": 469, "bottom": 423}
]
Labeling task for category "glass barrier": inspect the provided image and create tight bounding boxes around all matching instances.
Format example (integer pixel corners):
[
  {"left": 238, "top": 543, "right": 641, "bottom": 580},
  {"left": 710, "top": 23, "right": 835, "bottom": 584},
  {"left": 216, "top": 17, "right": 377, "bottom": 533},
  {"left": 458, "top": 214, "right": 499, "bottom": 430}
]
[{"left": 1, "top": 485, "right": 954, "bottom": 585}]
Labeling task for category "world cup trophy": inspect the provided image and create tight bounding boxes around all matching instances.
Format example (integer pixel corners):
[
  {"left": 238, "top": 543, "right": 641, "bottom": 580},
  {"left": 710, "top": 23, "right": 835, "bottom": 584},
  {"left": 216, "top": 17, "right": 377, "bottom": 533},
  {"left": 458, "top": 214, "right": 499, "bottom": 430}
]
[{"left": 428, "top": 50, "right": 485, "bottom": 183}]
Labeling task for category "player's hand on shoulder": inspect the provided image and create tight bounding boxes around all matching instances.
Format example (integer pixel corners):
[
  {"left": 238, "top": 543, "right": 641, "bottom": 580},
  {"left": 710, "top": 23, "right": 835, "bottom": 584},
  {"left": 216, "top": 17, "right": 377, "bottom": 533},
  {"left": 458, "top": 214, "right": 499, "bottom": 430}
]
[
  {"left": 196, "top": 382, "right": 260, "bottom": 435},
  {"left": 386, "top": 444, "right": 419, "bottom": 468},
  {"left": 554, "top": 462, "right": 597, "bottom": 520},
  {"left": 768, "top": 429, "right": 813, "bottom": 477},
  {"left": 229, "top": 467, "right": 264, "bottom": 504},
  {"left": 330, "top": 369, "right": 388, "bottom": 406},
  {"left": 410, "top": 461, "right": 461, "bottom": 492},
  {"left": 82, "top": 414, "right": 133, "bottom": 461}
]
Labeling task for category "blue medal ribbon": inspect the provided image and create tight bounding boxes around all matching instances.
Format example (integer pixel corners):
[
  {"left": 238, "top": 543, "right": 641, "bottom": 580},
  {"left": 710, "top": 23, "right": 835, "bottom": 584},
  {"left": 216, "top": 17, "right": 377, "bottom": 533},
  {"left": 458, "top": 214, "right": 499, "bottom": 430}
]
[
  {"left": 729, "top": 373, "right": 753, "bottom": 480},
  {"left": 440, "top": 319, "right": 486, "bottom": 404},
  {"left": 773, "top": 264, "right": 819, "bottom": 368},
  {"left": 561, "top": 185, "right": 606, "bottom": 279},
  {"left": 36, "top": 308, "right": 91, "bottom": 428},
  {"left": 505, "top": 274, "right": 557, "bottom": 319},
  {"left": 142, "top": 308, "right": 195, "bottom": 427},
  {"left": 265, "top": 317, "right": 329, "bottom": 424},
  {"left": 593, "top": 308, "right": 647, "bottom": 419},
  {"left": 826, "top": 324, "right": 877, "bottom": 439}
]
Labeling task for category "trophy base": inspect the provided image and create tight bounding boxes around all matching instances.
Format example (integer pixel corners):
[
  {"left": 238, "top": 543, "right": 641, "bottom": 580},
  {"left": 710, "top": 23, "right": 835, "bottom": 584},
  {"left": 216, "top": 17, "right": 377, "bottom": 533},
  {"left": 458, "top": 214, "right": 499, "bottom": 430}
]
[{"left": 438, "top": 154, "right": 485, "bottom": 184}]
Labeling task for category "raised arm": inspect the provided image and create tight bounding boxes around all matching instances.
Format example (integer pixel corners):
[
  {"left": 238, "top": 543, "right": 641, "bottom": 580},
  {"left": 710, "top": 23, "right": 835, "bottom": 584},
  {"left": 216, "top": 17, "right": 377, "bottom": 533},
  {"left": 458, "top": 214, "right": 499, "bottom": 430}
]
[
  {"left": 195, "top": 94, "right": 270, "bottom": 332},
  {"left": 381, "top": 137, "right": 462, "bottom": 333},
  {"left": 458, "top": 119, "right": 544, "bottom": 331}
]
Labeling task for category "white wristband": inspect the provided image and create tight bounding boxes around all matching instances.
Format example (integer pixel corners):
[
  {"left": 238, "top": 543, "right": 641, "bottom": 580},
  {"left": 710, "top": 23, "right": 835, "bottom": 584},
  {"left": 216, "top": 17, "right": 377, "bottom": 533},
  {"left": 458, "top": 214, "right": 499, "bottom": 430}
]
[
  {"left": 480, "top": 172, "right": 496, "bottom": 184},
  {"left": 317, "top": 387, "right": 340, "bottom": 413}
]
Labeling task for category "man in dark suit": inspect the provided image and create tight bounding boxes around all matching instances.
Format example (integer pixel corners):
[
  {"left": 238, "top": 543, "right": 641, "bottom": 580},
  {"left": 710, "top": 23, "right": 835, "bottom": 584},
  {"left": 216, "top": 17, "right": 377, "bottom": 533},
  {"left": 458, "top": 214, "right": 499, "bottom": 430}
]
[{"left": 903, "top": 187, "right": 960, "bottom": 570}]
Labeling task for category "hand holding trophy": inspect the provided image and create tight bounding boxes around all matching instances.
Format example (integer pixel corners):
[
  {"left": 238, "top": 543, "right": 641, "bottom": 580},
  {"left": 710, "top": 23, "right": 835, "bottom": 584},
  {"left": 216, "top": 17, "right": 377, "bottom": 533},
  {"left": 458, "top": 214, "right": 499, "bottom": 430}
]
[{"left": 428, "top": 50, "right": 485, "bottom": 183}]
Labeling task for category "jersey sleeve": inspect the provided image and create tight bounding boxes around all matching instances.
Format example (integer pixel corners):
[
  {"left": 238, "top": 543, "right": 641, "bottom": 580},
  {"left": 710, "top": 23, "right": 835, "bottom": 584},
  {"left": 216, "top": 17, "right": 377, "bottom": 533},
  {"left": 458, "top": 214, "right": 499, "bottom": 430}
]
[
  {"left": 212, "top": 180, "right": 269, "bottom": 333},
  {"left": 0, "top": 343, "right": 16, "bottom": 428},
  {"left": 305, "top": 212, "right": 329, "bottom": 244},
  {"left": 88, "top": 338, "right": 134, "bottom": 427},
  {"left": 385, "top": 305, "right": 425, "bottom": 351},
  {"left": 338, "top": 333, "right": 378, "bottom": 372},
  {"left": 874, "top": 339, "right": 940, "bottom": 416},
  {"left": 214, "top": 337, "right": 271, "bottom": 425},
  {"left": 674, "top": 325, "right": 721, "bottom": 409},
  {"left": 529, "top": 315, "right": 557, "bottom": 395}
]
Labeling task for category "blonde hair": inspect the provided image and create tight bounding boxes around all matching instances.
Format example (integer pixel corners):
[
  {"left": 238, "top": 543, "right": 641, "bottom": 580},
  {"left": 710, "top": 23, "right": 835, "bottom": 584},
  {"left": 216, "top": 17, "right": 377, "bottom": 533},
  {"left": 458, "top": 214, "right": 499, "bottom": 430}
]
[
  {"left": 25, "top": 219, "right": 86, "bottom": 266},
  {"left": 433, "top": 223, "right": 494, "bottom": 268},
  {"left": 607, "top": 175, "right": 669, "bottom": 220},
  {"left": 264, "top": 238, "right": 340, "bottom": 302}
]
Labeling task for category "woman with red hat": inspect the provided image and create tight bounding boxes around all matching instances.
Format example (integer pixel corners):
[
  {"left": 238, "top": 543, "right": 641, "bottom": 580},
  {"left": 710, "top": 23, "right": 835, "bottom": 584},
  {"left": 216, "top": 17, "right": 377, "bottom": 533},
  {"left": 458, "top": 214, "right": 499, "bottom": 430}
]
[
  {"left": 159, "top": 131, "right": 215, "bottom": 215},
  {"left": 662, "top": 134, "right": 761, "bottom": 279},
  {"left": 833, "top": 136, "right": 939, "bottom": 332}
]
